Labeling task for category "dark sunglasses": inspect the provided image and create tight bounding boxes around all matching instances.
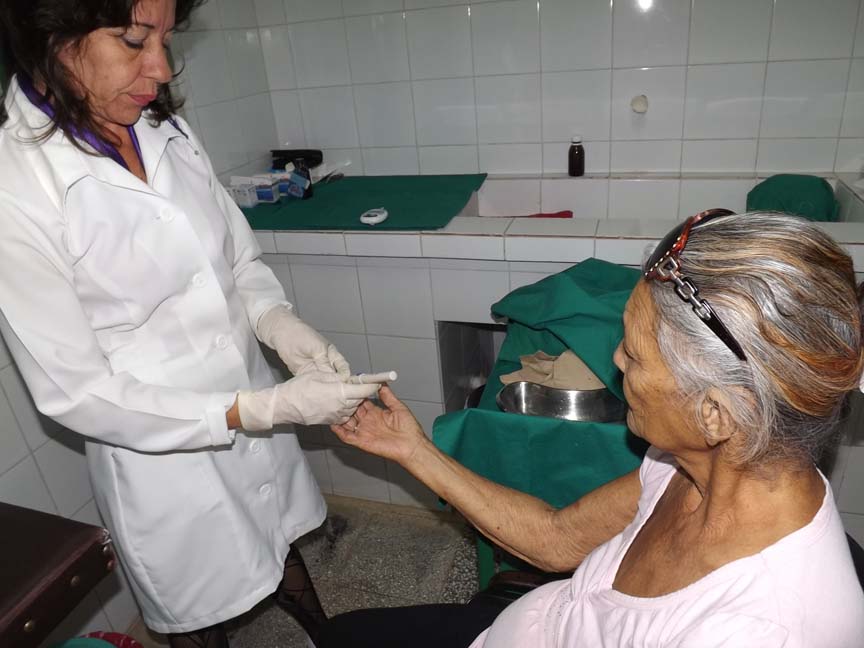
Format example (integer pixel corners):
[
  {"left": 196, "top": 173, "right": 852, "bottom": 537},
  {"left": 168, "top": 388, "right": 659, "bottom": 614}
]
[{"left": 644, "top": 208, "right": 747, "bottom": 361}]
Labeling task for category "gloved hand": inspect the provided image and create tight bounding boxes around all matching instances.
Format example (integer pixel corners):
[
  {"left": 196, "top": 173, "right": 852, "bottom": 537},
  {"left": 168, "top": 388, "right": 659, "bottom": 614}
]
[
  {"left": 237, "top": 372, "right": 380, "bottom": 430},
  {"left": 257, "top": 305, "right": 350, "bottom": 378}
]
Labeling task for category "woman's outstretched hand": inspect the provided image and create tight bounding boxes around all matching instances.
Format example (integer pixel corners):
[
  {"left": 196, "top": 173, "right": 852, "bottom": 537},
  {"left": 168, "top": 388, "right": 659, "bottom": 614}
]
[{"left": 330, "top": 385, "right": 429, "bottom": 465}]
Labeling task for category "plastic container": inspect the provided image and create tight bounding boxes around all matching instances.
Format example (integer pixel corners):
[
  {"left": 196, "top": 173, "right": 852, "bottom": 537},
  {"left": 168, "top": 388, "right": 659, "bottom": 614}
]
[
  {"left": 226, "top": 184, "right": 258, "bottom": 208},
  {"left": 568, "top": 135, "right": 585, "bottom": 177}
]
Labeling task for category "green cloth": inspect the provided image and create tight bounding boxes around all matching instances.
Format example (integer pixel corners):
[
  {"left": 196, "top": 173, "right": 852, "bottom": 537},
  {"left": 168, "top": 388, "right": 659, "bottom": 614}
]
[
  {"left": 52, "top": 640, "right": 115, "bottom": 648},
  {"left": 432, "top": 259, "right": 647, "bottom": 584},
  {"left": 746, "top": 174, "right": 839, "bottom": 222},
  {"left": 242, "top": 174, "right": 486, "bottom": 231}
]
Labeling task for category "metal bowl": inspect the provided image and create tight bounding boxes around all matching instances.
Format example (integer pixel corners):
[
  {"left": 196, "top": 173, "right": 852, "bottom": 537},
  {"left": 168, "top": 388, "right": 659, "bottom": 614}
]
[{"left": 496, "top": 381, "right": 627, "bottom": 423}]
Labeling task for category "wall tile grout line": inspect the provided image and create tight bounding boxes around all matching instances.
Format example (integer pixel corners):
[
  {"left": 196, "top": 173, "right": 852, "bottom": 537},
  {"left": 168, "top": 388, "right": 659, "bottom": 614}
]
[{"left": 753, "top": 0, "right": 776, "bottom": 176}]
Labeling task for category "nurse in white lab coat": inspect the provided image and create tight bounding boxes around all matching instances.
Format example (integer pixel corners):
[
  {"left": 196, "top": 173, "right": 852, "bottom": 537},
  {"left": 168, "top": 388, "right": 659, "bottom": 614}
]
[{"left": 0, "top": 0, "right": 380, "bottom": 645}]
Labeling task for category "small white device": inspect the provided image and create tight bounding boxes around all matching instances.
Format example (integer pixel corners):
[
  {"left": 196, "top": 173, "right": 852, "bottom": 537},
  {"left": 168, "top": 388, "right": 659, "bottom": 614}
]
[{"left": 360, "top": 207, "right": 389, "bottom": 225}]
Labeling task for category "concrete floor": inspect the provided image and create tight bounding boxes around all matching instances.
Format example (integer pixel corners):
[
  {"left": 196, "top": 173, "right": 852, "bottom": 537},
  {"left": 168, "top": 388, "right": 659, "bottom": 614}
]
[{"left": 129, "top": 495, "right": 479, "bottom": 648}]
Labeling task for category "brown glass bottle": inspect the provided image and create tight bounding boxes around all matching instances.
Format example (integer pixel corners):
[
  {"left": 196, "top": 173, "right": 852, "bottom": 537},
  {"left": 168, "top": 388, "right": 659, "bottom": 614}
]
[{"left": 568, "top": 135, "right": 585, "bottom": 177}]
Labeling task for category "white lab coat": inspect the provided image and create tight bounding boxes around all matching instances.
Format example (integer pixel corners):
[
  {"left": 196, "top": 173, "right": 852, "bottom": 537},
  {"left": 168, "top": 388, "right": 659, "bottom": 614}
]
[{"left": 0, "top": 77, "right": 326, "bottom": 633}]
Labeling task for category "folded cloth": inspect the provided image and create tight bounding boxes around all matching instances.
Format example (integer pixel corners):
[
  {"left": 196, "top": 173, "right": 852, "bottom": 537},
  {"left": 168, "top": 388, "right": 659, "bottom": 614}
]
[
  {"left": 500, "top": 350, "right": 604, "bottom": 390},
  {"left": 746, "top": 174, "right": 839, "bottom": 222}
]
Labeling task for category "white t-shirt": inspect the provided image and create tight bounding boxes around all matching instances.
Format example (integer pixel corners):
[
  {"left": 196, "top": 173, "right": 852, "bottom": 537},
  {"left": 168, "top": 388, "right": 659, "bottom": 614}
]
[{"left": 469, "top": 447, "right": 864, "bottom": 647}]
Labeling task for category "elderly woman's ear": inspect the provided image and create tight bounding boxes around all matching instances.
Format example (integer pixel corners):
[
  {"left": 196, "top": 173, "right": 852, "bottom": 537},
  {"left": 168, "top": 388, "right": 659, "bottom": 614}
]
[{"left": 700, "top": 388, "right": 737, "bottom": 447}]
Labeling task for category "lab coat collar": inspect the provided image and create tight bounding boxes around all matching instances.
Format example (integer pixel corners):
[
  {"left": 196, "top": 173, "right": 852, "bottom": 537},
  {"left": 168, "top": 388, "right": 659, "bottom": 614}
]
[{"left": 3, "top": 75, "right": 188, "bottom": 196}]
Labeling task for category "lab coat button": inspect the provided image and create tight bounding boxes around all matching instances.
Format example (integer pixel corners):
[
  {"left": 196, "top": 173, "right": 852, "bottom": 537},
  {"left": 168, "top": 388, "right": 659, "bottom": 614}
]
[
  {"left": 259, "top": 483, "right": 271, "bottom": 496},
  {"left": 215, "top": 335, "right": 230, "bottom": 350},
  {"left": 250, "top": 440, "right": 261, "bottom": 453},
  {"left": 191, "top": 273, "right": 206, "bottom": 288},
  {"left": 160, "top": 211, "right": 175, "bottom": 223}
]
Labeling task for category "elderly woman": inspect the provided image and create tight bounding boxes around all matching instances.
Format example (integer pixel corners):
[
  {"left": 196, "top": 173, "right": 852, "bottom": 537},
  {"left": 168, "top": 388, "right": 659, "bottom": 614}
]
[{"left": 323, "top": 211, "right": 864, "bottom": 647}]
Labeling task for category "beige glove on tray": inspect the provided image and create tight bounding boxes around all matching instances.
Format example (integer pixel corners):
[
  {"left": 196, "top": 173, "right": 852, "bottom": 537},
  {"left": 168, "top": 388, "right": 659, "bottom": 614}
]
[
  {"left": 237, "top": 372, "right": 381, "bottom": 430},
  {"left": 258, "top": 304, "right": 350, "bottom": 378}
]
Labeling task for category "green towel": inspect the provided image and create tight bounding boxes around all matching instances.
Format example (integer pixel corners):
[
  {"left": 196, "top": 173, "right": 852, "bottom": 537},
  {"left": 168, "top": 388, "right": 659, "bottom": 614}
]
[
  {"left": 242, "top": 174, "right": 486, "bottom": 230},
  {"left": 746, "top": 174, "right": 839, "bottom": 222},
  {"left": 433, "top": 258, "right": 646, "bottom": 502},
  {"left": 488, "top": 257, "right": 641, "bottom": 401}
]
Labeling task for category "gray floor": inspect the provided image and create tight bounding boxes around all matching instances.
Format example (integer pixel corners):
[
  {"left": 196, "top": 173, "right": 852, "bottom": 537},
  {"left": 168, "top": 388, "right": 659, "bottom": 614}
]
[{"left": 224, "top": 495, "right": 480, "bottom": 647}]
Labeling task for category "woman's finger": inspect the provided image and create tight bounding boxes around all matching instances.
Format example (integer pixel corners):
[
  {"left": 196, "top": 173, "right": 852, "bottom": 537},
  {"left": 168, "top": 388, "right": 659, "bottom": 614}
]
[{"left": 378, "top": 385, "right": 405, "bottom": 411}]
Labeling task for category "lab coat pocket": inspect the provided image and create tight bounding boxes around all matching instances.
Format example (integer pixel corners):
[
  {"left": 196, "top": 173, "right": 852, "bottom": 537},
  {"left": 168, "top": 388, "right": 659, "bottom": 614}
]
[{"left": 108, "top": 447, "right": 246, "bottom": 618}]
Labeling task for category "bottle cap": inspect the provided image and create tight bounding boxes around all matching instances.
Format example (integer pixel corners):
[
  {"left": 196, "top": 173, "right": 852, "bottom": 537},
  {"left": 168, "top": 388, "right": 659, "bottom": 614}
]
[{"left": 571, "top": 134, "right": 582, "bottom": 143}]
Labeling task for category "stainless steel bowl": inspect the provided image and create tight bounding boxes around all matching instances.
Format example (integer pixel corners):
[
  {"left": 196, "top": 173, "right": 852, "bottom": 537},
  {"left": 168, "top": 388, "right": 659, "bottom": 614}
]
[{"left": 496, "top": 381, "right": 627, "bottom": 423}]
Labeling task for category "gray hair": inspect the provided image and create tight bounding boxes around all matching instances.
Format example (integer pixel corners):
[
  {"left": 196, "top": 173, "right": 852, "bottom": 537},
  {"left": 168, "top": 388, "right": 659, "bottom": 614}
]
[{"left": 646, "top": 212, "right": 863, "bottom": 467}]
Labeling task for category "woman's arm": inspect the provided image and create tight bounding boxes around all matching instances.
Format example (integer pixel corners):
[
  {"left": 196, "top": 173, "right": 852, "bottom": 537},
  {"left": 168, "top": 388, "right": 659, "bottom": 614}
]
[
  {"left": 227, "top": 398, "right": 242, "bottom": 430},
  {"left": 0, "top": 194, "right": 239, "bottom": 453},
  {"left": 333, "top": 387, "right": 641, "bottom": 572}
]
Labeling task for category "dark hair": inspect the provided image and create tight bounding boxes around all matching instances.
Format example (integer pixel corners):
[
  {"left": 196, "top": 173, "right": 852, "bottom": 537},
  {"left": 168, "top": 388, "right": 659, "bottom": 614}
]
[{"left": 0, "top": 0, "right": 204, "bottom": 150}]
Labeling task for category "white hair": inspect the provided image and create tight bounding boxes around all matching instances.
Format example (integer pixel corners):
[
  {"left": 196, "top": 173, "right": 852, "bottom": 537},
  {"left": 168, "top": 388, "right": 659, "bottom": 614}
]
[{"left": 645, "top": 212, "right": 863, "bottom": 467}]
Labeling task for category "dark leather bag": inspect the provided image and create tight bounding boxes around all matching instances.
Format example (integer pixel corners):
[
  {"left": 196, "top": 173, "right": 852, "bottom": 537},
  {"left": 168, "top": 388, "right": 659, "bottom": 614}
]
[{"left": 0, "top": 502, "right": 115, "bottom": 648}]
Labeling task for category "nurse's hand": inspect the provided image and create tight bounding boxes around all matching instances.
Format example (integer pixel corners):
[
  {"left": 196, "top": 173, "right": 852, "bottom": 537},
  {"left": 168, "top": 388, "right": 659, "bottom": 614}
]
[
  {"left": 237, "top": 373, "right": 379, "bottom": 430},
  {"left": 330, "top": 386, "right": 430, "bottom": 465},
  {"left": 257, "top": 305, "right": 351, "bottom": 378}
]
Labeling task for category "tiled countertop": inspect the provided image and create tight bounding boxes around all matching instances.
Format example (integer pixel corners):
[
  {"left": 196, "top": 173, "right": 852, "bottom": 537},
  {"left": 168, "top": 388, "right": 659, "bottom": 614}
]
[
  {"left": 253, "top": 174, "right": 864, "bottom": 267},
  {"left": 254, "top": 215, "right": 864, "bottom": 267}
]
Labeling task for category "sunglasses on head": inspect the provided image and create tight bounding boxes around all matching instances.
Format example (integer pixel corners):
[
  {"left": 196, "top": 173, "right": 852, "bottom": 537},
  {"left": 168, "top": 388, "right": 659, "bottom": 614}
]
[{"left": 643, "top": 208, "right": 747, "bottom": 361}]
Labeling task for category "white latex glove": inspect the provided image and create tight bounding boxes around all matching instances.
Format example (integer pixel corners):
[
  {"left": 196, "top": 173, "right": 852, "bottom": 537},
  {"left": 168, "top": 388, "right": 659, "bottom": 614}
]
[
  {"left": 237, "top": 372, "right": 380, "bottom": 431},
  {"left": 257, "top": 305, "right": 350, "bottom": 378}
]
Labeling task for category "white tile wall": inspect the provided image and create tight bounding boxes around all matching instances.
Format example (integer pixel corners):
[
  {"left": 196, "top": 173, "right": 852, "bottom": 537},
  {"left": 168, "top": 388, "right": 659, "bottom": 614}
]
[
  {"left": 476, "top": 74, "right": 541, "bottom": 144},
  {"left": 681, "top": 140, "right": 758, "bottom": 173},
  {"left": 678, "top": 179, "right": 755, "bottom": 219},
  {"left": 688, "top": 0, "right": 773, "bottom": 65},
  {"left": 362, "top": 147, "right": 421, "bottom": 175},
  {"left": 260, "top": 26, "right": 297, "bottom": 89},
  {"left": 611, "top": 67, "right": 687, "bottom": 141},
  {"left": 541, "top": 178, "right": 609, "bottom": 218},
  {"left": 541, "top": 70, "right": 611, "bottom": 143},
  {"left": 683, "top": 64, "right": 765, "bottom": 140},
  {"left": 298, "top": 86, "right": 359, "bottom": 148},
  {"left": 367, "top": 335, "right": 443, "bottom": 401},
  {"left": 613, "top": 0, "right": 691, "bottom": 68},
  {"left": 842, "top": 58, "right": 864, "bottom": 138},
  {"left": 406, "top": 6, "right": 473, "bottom": 79},
  {"left": 289, "top": 20, "right": 351, "bottom": 87},
  {"left": 761, "top": 60, "right": 849, "bottom": 138},
  {"left": 540, "top": 0, "right": 611, "bottom": 72},
  {"left": 354, "top": 82, "right": 416, "bottom": 147},
  {"left": 345, "top": 13, "right": 411, "bottom": 84},
  {"left": 611, "top": 141, "right": 681, "bottom": 174},
  {"left": 173, "top": 0, "right": 864, "bottom": 181},
  {"left": 289, "top": 262, "right": 366, "bottom": 333},
  {"left": 768, "top": 0, "right": 859, "bottom": 61},
  {"left": 358, "top": 266, "right": 436, "bottom": 337},
  {"left": 757, "top": 138, "right": 839, "bottom": 173},
  {"left": 471, "top": 0, "right": 540, "bottom": 76},
  {"left": 479, "top": 143, "right": 542, "bottom": 175},
  {"left": 430, "top": 264, "right": 510, "bottom": 324},
  {"left": 418, "top": 145, "right": 479, "bottom": 174},
  {"left": 608, "top": 179, "right": 681, "bottom": 220}
]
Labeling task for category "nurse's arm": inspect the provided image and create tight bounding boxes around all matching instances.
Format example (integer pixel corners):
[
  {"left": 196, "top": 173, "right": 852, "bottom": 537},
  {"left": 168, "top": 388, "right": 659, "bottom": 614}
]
[
  {"left": 0, "top": 198, "right": 239, "bottom": 453},
  {"left": 333, "top": 387, "right": 640, "bottom": 573}
]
